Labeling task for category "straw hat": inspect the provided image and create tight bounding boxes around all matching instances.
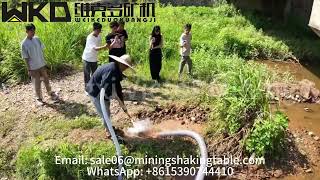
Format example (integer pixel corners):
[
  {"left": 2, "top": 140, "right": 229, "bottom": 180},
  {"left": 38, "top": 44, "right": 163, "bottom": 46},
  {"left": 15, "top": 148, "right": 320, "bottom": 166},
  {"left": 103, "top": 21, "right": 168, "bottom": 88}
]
[{"left": 109, "top": 54, "right": 134, "bottom": 70}]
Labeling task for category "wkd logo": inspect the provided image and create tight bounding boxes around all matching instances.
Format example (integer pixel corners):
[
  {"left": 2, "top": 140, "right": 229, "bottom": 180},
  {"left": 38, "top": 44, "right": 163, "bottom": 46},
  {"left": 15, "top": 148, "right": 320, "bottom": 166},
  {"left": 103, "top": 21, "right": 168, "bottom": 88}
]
[{"left": 1, "top": 2, "right": 71, "bottom": 22}]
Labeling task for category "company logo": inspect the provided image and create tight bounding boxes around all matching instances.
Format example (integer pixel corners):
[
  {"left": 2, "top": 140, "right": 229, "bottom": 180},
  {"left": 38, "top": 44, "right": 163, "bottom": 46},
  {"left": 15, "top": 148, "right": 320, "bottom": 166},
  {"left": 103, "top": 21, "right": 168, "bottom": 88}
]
[
  {"left": 1, "top": 2, "right": 71, "bottom": 22},
  {"left": 74, "top": 2, "right": 156, "bottom": 23},
  {"left": 1, "top": 2, "right": 156, "bottom": 23}
]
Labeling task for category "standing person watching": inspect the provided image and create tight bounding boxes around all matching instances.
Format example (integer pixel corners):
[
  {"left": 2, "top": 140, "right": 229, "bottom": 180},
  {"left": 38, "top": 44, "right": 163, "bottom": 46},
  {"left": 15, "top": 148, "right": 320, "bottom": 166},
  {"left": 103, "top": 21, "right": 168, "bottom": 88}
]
[
  {"left": 106, "top": 21, "right": 122, "bottom": 62},
  {"left": 117, "top": 20, "right": 128, "bottom": 56},
  {"left": 21, "top": 23, "right": 59, "bottom": 106},
  {"left": 178, "top": 24, "right": 192, "bottom": 79},
  {"left": 82, "top": 22, "right": 107, "bottom": 94},
  {"left": 149, "top": 26, "right": 163, "bottom": 83}
]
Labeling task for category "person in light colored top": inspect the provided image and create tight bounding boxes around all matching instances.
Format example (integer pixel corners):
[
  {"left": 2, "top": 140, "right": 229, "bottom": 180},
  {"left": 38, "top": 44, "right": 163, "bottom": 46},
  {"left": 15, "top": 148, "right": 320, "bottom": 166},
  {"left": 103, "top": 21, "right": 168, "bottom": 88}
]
[
  {"left": 178, "top": 23, "right": 192, "bottom": 78},
  {"left": 21, "top": 23, "right": 58, "bottom": 106},
  {"left": 82, "top": 22, "right": 107, "bottom": 91}
]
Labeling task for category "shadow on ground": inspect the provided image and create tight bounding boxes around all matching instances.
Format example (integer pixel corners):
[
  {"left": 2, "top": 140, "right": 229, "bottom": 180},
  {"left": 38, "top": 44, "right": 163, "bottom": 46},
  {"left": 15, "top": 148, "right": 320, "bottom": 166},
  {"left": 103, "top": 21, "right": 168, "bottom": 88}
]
[
  {"left": 45, "top": 99, "right": 92, "bottom": 119},
  {"left": 264, "top": 131, "right": 310, "bottom": 176}
]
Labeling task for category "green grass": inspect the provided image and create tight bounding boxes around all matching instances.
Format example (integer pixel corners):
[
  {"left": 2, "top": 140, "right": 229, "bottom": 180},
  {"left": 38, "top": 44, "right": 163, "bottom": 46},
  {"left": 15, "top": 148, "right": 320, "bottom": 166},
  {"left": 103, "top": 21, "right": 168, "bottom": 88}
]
[
  {"left": 0, "top": 110, "right": 19, "bottom": 138},
  {"left": 27, "top": 114, "right": 102, "bottom": 141},
  {"left": 16, "top": 139, "right": 199, "bottom": 179},
  {"left": 0, "top": 148, "right": 15, "bottom": 178},
  {"left": 0, "top": 2, "right": 311, "bottom": 178},
  {"left": 0, "top": 3, "right": 295, "bottom": 83}
]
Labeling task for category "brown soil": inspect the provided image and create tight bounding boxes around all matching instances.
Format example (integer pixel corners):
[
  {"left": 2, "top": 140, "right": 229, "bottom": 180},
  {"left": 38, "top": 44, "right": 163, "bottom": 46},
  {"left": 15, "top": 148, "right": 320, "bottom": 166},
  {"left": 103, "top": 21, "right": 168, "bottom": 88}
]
[
  {"left": 135, "top": 104, "right": 209, "bottom": 124},
  {"left": 233, "top": 129, "right": 320, "bottom": 180}
]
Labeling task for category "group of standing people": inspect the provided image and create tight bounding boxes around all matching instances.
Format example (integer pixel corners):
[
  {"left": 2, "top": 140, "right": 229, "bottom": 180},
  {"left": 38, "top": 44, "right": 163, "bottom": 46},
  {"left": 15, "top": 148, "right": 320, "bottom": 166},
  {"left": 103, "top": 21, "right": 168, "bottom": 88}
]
[
  {"left": 20, "top": 21, "right": 193, "bottom": 138},
  {"left": 81, "top": 21, "right": 193, "bottom": 137},
  {"left": 82, "top": 21, "right": 193, "bottom": 86},
  {"left": 149, "top": 23, "right": 193, "bottom": 82}
]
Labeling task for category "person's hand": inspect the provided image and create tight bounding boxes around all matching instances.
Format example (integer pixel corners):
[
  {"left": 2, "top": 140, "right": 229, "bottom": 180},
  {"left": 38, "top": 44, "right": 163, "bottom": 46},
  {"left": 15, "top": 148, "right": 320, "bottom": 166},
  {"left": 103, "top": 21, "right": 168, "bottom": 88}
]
[
  {"left": 126, "top": 112, "right": 131, "bottom": 119},
  {"left": 124, "top": 109, "right": 131, "bottom": 118}
]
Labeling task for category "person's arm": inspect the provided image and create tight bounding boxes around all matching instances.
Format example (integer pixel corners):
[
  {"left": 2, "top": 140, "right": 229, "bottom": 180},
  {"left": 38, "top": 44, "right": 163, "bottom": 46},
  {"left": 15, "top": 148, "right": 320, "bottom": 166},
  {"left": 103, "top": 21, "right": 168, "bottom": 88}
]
[
  {"left": 21, "top": 44, "right": 31, "bottom": 75},
  {"left": 153, "top": 36, "right": 163, "bottom": 49},
  {"left": 38, "top": 38, "right": 45, "bottom": 49},
  {"left": 109, "top": 35, "right": 119, "bottom": 49},
  {"left": 93, "top": 44, "right": 108, "bottom": 51},
  {"left": 180, "top": 35, "right": 186, "bottom": 48},
  {"left": 106, "top": 35, "right": 112, "bottom": 50},
  {"left": 149, "top": 36, "right": 154, "bottom": 49},
  {"left": 111, "top": 80, "right": 130, "bottom": 117},
  {"left": 24, "top": 59, "right": 31, "bottom": 76},
  {"left": 93, "top": 36, "right": 107, "bottom": 51}
]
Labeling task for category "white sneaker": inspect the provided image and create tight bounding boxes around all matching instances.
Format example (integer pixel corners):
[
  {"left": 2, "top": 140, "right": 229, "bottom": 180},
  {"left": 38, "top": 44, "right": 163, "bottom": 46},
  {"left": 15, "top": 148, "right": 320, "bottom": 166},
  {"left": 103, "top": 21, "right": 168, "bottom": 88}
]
[{"left": 35, "top": 99, "right": 44, "bottom": 106}]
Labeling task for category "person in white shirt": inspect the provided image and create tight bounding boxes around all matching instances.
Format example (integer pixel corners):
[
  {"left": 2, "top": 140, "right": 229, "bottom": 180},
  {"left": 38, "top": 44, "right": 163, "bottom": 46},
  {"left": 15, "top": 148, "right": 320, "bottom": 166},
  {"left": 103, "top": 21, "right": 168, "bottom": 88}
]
[
  {"left": 178, "top": 24, "right": 192, "bottom": 78},
  {"left": 21, "top": 23, "right": 59, "bottom": 106},
  {"left": 82, "top": 22, "right": 107, "bottom": 91}
]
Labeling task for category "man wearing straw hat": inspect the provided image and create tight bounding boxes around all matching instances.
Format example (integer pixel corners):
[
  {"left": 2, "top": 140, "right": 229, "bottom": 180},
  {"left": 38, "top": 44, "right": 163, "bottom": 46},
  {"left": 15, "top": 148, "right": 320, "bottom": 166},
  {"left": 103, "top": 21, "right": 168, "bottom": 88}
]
[{"left": 86, "top": 54, "right": 133, "bottom": 137}]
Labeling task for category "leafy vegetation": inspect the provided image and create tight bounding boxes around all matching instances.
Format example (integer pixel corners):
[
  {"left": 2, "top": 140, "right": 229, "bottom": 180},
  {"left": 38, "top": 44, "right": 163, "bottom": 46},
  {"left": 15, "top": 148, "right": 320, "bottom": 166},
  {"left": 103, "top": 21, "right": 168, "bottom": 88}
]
[
  {"left": 245, "top": 111, "right": 288, "bottom": 157},
  {"left": 0, "top": 2, "right": 308, "bottom": 178},
  {"left": 16, "top": 139, "right": 198, "bottom": 179},
  {"left": 0, "top": 4, "right": 294, "bottom": 83}
]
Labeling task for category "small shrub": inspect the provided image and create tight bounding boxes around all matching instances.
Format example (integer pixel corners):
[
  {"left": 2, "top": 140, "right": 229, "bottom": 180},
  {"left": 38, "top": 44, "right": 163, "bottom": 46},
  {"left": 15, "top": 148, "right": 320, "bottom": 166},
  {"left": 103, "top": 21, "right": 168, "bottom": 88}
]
[
  {"left": 16, "top": 141, "right": 124, "bottom": 179},
  {"left": 245, "top": 111, "right": 289, "bottom": 157}
]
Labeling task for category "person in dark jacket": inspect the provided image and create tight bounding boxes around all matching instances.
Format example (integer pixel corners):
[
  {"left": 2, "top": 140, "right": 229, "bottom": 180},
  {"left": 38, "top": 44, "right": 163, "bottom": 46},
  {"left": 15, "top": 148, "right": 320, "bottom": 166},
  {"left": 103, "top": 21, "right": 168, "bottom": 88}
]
[
  {"left": 86, "top": 54, "right": 133, "bottom": 137},
  {"left": 149, "top": 26, "right": 163, "bottom": 83},
  {"left": 117, "top": 20, "right": 128, "bottom": 55},
  {"left": 106, "top": 21, "right": 123, "bottom": 63}
]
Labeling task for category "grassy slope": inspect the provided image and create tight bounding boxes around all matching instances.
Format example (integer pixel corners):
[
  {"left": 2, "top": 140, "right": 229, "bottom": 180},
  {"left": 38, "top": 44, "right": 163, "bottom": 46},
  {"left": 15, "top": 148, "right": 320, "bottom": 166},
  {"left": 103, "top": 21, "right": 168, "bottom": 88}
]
[
  {"left": 0, "top": 4, "right": 294, "bottom": 83},
  {"left": 0, "top": 3, "right": 312, "bottom": 179}
]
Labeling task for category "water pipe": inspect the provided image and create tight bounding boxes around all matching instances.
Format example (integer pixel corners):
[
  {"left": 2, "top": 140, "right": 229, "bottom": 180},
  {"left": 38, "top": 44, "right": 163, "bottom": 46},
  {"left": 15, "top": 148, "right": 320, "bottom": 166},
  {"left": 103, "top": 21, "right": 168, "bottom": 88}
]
[
  {"left": 100, "top": 88, "right": 123, "bottom": 180},
  {"left": 101, "top": 87, "right": 208, "bottom": 180},
  {"left": 157, "top": 130, "right": 208, "bottom": 180}
]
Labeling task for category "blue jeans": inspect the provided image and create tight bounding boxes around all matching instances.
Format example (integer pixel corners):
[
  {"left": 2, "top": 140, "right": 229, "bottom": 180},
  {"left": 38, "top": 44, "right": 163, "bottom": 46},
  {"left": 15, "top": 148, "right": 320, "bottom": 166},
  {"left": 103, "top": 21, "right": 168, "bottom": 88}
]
[{"left": 90, "top": 93, "right": 111, "bottom": 129}]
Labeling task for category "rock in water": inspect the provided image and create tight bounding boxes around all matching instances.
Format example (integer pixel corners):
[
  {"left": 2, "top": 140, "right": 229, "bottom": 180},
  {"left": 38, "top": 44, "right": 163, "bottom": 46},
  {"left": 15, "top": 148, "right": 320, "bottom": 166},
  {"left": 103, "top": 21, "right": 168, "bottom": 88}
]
[
  {"left": 305, "top": 168, "right": 312, "bottom": 173},
  {"left": 308, "top": 131, "right": 314, "bottom": 136}
]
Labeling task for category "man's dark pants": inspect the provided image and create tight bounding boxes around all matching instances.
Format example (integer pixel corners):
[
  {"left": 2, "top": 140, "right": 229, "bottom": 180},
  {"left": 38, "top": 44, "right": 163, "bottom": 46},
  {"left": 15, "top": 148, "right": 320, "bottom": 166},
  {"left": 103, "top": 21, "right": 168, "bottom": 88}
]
[{"left": 83, "top": 60, "right": 98, "bottom": 88}]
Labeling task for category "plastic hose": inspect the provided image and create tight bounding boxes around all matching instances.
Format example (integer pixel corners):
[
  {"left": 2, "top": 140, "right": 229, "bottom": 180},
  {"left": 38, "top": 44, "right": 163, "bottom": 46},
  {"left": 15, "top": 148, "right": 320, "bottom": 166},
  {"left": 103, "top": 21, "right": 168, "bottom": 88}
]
[
  {"left": 101, "top": 87, "right": 207, "bottom": 180},
  {"left": 100, "top": 88, "right": 123, "bottom": 180},
  {"left": 158, "top": 130, "right": 208, "bottom": 180}
]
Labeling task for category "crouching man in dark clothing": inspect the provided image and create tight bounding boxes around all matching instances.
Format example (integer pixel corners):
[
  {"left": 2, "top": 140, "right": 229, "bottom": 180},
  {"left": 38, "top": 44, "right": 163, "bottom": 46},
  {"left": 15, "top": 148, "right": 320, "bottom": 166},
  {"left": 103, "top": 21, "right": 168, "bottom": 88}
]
[{"left": 86, "top": 54, "right": 133, "bottom": 137}]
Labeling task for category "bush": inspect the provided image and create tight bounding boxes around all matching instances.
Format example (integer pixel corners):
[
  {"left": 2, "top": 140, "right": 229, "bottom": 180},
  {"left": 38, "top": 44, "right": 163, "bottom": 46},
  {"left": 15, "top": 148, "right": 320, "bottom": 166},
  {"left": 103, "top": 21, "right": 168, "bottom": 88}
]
[
  {"left": 245, "top": 111, "right": 289, "bottom": 157},
  {"left": 16, "top": 141, "right": 125, "bottom": 179},
  {"left": 16, "top": 139, "right": 198, "bottom": 179}
]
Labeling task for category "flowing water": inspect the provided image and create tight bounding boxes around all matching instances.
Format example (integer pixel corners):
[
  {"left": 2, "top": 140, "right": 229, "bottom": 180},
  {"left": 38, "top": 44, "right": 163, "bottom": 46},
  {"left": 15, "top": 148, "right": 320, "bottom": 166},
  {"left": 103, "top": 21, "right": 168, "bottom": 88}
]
[{"left": 259, "top": 60, "right": 320, "bottom": 180}]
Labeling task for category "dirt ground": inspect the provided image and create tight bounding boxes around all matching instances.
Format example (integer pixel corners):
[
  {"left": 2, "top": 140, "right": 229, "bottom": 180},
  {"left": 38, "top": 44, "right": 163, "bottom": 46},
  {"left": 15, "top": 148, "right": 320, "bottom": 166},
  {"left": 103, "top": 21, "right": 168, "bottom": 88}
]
[{"left": 0, "top": 71, "right": 320, "bottom": 180}]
